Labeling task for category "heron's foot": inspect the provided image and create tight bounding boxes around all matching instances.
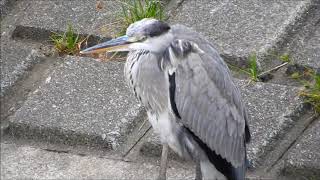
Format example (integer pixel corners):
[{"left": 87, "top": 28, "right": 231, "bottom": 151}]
[
  {"left": 195, "top": 160, "right": 202, "bottom": 180},
  {"left": 158, "top": 144, "right": 169, "bottom": 180}
]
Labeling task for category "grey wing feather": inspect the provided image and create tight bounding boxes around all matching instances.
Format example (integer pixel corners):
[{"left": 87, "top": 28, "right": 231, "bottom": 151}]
[{"left": 168, "top": 25, "right": 248, "bottom": 167}]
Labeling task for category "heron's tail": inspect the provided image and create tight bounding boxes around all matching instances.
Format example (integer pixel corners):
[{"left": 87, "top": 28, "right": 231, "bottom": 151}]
[
  {"left": 203, "top": 144, "right": 246, "bottom": 180},
  {"left": 184, "top": 127, "right": 247, "bottom": 180}
]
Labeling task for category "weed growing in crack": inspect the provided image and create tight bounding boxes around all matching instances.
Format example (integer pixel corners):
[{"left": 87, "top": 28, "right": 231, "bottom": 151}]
[
  {"left": 50, "top": 24, "right": 83, "bottom": 55},
  {"left": 227, "top": 52, "right": 291, "bottom": 83},
  {"left": 279, "top": 53, "right": 291, "bottom": 63},
  {"left": 248, "top": 53, "right": 259, "bottom": 82},
  {"left": 298, "top": 69, "right": 320, "bottom": 114},
  {"left": 119, "top": 0, "right": 166, "bottom": 35},
  {"left": 287, "top": 64, "right": 314, "bottom": 81},
  {"left": 227, "top": 53, "right": 260, "bottom": 82}
]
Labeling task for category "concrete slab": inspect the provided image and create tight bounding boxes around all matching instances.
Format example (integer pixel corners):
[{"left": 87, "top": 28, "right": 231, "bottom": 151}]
[
  {"left": 0, "top": 40, "right": 53, "bottom": 127},
  {"left": 11, "top": 0, "right": 123, "bottom": 38},
  {"left": 139, "top": 80, "right": 303, "bottom": 168},
  {"left": 0, "top": 2, "right": 109, "bottom": 99},
  {"left": 0, "top": 0, "right": 17, "bottom": 18},
  {"left": 1, "top": 2, "right": 46, "bottom": 97},
  {"left": 0, "top": 40, "right": 44, "bottom": 97},
  {"left": 283, "top": 4, "right": 320, "bottom": 68},
  {"left": 282, "top": 118, "right": 320, "bottom": 179},
  {"left": 238, "top": 81, "right": 304, "bottom": 168},
  {"left": 169, "top": 0, "right": 312, "bottom": 68},
  {"left": 0, "top": 142, "right": 194, "bottom": 179},
  {"left": 7, "top": 56, "right": 144, "bottom": 149}
]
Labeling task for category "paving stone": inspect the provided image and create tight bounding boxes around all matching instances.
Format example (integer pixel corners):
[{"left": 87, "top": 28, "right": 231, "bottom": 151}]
[
  {"left": 7, "top": 56, "right": 144, "bottom": 149},
  {"left": 238, "top": 81, "right": 304, "bottom": 168},
  {"left": 140, "top": 80, "right": 303, "bottom": 168},
  {"left": 0, "top": 39, "right": 51, "bottom": 125},
  {"left": 11, "top": 0, "right": 123, "bottom": 38},
  {"left": 170, "top": 0, "right": 312, "bottom": 68},
  {"left": 0, "top": 0, "right": 17, "bottom": 18},
  {"left": 283, "top": 4, "right": 320, "bottom": 68},
  {"left": 0, "top": 2, "right": 45, "bottom": 97},
  {"left": 0, "top": 142, "right": 194, "bottom": 179},
  {"left": 1, "top": 0, "right": 317, "bottom": 178},
  {"left": 0, "top": 40, "right": 44, "bottom": 97},
  {"left": 0, "top": 0, "right": 111, "bottom": 98},
  {"left": 282, "top": 118, "right": 320, "bottom": 179}
]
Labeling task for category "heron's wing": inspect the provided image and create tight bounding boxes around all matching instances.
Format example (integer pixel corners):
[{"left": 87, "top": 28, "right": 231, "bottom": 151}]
[{"left": 166, "top": 37, "right": 249, "bottom": 167}]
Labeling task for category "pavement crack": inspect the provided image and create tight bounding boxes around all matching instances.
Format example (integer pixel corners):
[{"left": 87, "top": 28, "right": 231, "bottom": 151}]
[
  {"left": 41, "top": 148, "right": 70, "bottom": 154},
  {"left": 98, "top": 155, "right": 132, "bottom": 162},
  {"left": 166, "top": 0, "right": 186, "bottom": 19},
  {"left": 122, "top": 125, "right": 152, "bottom": 158},
  {"left": 268, "top": 114, "right": 319, "bottom": 171}
]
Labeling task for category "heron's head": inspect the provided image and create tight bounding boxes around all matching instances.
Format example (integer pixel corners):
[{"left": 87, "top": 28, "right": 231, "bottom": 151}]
[{"left": 80, "top": 18, "right": 173, "bottom": 54}]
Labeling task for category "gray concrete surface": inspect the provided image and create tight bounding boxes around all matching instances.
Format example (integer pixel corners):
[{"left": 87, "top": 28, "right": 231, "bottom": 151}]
[
  {"left": 283, "top": 3, "right": 320, "bottom": 68},
  {"left": 5, "top": 0, "right": 315, "bottom": 69},
  {"left": 170, "top": 0, "right": 312, "bottom": 68},
  {"left": 8, "top": 56, "right": 144, "bottom": 149},
  {"left": 1, "top": 0, "right": 320, "bottom": 179},
  {"left": 0, "top": 41, "right": 44, "bottom": 97},
  {"left": 0, "top": 2, "right": 45, "bottom": 97},
  {"left": 292, "top": 23, "right": 320, "bottom": 68},
  {"left": 282, "top": 118, "right": 320, "bottom": 179},
  {"left": 0, "top": 40, "right": 52, "bottom": 129},
  {"left": 0, "top": 0, "right": 16, "bottom": 18},
  {"left": 237, "top": 80, "right": 303, "bottom": 168},
  {"left": 1, "top": 142, "right": 194, "bottom": 179},
  {"left": 0, "top": 1, "right": 109, "bottom": 99},
  {"left": 140, "top": 79, "right": 304, "bottom": 168},
  {"left": 11, "top": 0, "right": 123, "bottom": 38},
  {"left": 260, "top": 2, "right": 319, "bottom": 103}
]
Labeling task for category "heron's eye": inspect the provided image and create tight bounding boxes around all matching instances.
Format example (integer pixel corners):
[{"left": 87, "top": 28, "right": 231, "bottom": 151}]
[
  {"left": 128, "top": 36, "right": 146, "bottom": 42},
  {"left": 137, "top": 36, "right": 147, "bottom": 41}
]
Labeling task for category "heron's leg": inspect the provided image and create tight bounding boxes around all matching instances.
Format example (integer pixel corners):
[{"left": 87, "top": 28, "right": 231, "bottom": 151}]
[
  {"left": 195, "top": 160, "right": 202, "bottom": 180},
  {"left": 157, "top": 143, "right": 169, "bottom": 180}
]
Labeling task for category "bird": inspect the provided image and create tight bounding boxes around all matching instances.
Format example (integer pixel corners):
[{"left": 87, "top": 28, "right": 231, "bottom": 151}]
[{"left": 80, "top": 18, "right": 251, "bottom": 180}]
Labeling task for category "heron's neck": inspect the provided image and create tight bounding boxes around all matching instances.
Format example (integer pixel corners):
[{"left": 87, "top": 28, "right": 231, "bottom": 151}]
[{"left": 124, "top": 50, "right": 147, "bottom": 87}]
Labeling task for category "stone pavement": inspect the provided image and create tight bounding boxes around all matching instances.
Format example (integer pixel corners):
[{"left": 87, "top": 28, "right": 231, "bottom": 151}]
[
  {"left": 1, "top": 0, "right": 319, "bottom": 179},
  {"left": 282, "top": 3, "right": 320, "bottom": 68},
  {"left": 7, "top": 56, "right": 144, "bottom": 149},
  {"left": 169, "top": 0, "right": 314, "bottom": 68},
  {"left": 282, "top": 118, "right": 320, "bottom": 179},
  {"left": 1, "top": 139, "right": 194, "bottom": 180}
]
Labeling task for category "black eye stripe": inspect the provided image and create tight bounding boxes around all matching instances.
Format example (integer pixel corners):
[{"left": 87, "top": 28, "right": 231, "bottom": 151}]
[
  {"left": 145, "top": 21, "right": 170, "bottom": 37},
  {"left": 127, "top": 19, "right": 170, "bottom": 38}
]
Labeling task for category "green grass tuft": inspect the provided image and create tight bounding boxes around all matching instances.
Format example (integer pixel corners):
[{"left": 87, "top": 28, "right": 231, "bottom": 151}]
[
  {"left": 299, "top": 70, "right": 320, "bottom": 114},
  {"left": 290, "top": 72, "right": 301, "bottom": 79},
  {"left": 248, "top": 53, "right": 259, "bottom": 82},
  {"left": 50, "top": 24, "right": 80, "bottom": 55},
  {"left": 279, "top": 53, "right": 290, "bottom": 63},
  {"left": 225, "top": 53, "right": 260, "bottom": 82},
  {"left": 315, "top": 73, "right": 320, "bottom": 90},
  {"left": 119, "top": 0, "right": 166, "bottom": 35}
]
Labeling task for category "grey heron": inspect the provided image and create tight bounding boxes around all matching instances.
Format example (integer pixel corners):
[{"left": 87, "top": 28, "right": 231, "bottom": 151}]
[{"left": 81, "top": 18, "right": 251, "bottom": 180}]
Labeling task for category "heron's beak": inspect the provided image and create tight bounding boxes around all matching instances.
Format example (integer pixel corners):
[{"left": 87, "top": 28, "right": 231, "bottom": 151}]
[{"left": 80, "top": 35, "right": 132, "bottom": 54}]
